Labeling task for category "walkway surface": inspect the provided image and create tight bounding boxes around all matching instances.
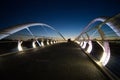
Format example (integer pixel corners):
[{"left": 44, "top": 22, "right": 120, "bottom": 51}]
[{"left": 0, "top": 42, "right": 109, "bottom": 80}]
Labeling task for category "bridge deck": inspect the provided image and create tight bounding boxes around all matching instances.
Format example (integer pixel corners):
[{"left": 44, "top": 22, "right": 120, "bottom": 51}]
[{"left": 0, "top": 42, "right": 109, "bottom": 80}]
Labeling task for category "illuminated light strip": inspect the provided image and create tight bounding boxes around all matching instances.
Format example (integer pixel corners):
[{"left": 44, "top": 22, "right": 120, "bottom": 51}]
[
  {"left": 75, "top": 41, "right": 80, "bottom": 44},
  {"left": 103, "top": 42, "right": 111, "bottom": 66},
  {"left": 36, "top": 40, "right": 41, "bottom": 47},
  {"left": 86, "top": 41, "right": 92, "bottom": 53},
  {"left": 54, "top": 41, "right": 56, "bottom": 43},
  {"left": 97, "top": 41, "right": 110, "bottom": 66},
  {"left": 47, "top": 40, "right": 49, "bottom": 45},
  {"left": 79, "top": 41, "right": 81, "bottom": 45},
  {"left": 32, "top": 41, "right": 36, "bottom": 48},
  {"left": 80, "top": 41, "right": 83, "bottom": 47},
  {"left": 97, "top": 41, "right": 106, "bottom": 65},
  {"left": 41, "top": 41, "right": 44, "bottom": 46},
  {"left": 18, "top": 41, "right": 23, "bottom": 51},
  {"left": 26, "top": 28, "right": 41, "bottom": 47},
  {"left": 81, "top": 41, "right": 84, "bottom": 47},
  {"left": 82, "top": 41, "right": 87, "bottom": 49},
  {"left": 53, "top": 41, "right": 56, "bottom": 44},
  {"left": 51, "top": 41, "right": 53, "bottom": 44}
]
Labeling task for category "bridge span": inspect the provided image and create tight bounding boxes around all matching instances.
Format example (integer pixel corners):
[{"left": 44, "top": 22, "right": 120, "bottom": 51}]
[
  {"left": 0, "top": 41, "right": 112, "bottom": 80},
  {"left": 0, "top": 13, "right": 120, "bottom": 80}
]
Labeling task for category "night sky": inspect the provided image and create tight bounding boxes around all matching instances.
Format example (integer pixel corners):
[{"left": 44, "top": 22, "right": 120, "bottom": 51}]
[{"left": 0, "top": 0, "right": 120, "bottom": 39}]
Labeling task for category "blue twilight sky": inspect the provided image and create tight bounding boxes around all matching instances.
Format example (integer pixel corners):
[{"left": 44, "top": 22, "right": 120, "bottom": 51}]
[{"left": 0, "top": 0, "right": 120, "bottom": 39}]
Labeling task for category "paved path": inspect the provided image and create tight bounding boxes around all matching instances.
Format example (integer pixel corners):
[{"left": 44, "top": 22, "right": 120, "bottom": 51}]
[{"left": 0, "top": 42, "right": 109, "bottom": 80}]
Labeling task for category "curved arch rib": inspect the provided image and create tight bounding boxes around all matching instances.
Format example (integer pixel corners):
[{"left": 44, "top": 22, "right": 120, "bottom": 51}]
[
  {"left": 77, "top": 13, "right": 120, "bottom": 66},
  {"left": 0, "top": 23, "right": 66, "bottom": 41},
  {"left": 80, "top": 13, "right": 120, "bottom": 37}
]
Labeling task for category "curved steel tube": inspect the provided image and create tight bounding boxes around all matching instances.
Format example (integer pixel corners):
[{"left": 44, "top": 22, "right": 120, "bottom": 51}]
[
  {"left": 80, "top": 13, "right": 120, "bottom": 37},
  {"left": 0, "top": 23, "right": 66, "bottom": 41},
  {"left": 77, "top": 14, "right": 120, "bottom": 66}
]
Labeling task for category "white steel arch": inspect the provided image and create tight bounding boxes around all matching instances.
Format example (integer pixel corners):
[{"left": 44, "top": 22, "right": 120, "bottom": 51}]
[{"left": 0, "top": 23, "right": 66, "bottom": 41}]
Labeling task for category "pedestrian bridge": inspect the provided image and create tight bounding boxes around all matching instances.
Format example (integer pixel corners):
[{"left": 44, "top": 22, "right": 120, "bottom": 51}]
[{"left": 0, "top": 13, "right": 120, "bottom": 80}]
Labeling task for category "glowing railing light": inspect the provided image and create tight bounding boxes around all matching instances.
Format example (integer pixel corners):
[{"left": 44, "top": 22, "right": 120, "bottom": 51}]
[
  {"left": 51, "top": 41, "right": 53, "bottom": 44},
  {"left": 101, "top": 42, "right": 110, "bottom": 66},
  {"left": 82, "top": 41, "right": 87, "bottom": 49},
  {"left": 104, "top": 50, "right": 110, "bottom": 66},
  {"left": 32, "top": 41, "right": 36, "bottom": 48},
  {"left": 86, "top": 41, "right": 92, "bottom": 53},
  {"left": 75, "top": 41, "right": 80, "bottom": 44},
  {"left": 54, "top": 41, "right": 56, "bottom": 44},
  {"left": 47, "top": 40, "right": 49, "bottom": 45},
  {"left": 36, "top": 40, "right": 41, "bottom": 47},
  {"left": 41, "top": 41, "right": 44, "bottom": 47},
  {"left": 97, "top": 41, "right": 110, "bottom": 66},
  {"left": 18, "top": 41, "right": 23, "bottom": 51},
  {"left": 80, "top": 42, "right": 83, "bottom": 46},
  {"left": 100, "top": 51, "right": 106, "bottom": 65},
  {"left": 96, "top": 61, "right": 102, "bottom": 66}
]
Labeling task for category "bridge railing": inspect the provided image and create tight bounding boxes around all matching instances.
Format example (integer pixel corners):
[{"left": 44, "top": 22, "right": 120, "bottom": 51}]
[
  {"left": 75, "top": 13, "right": 120, "bottom": 78},
  {"left": 0, "top": 23, "right": 66, "bottom": 55}
]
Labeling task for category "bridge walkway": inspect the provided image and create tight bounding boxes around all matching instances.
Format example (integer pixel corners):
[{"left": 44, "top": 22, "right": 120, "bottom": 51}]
[{"left": 0, "top": 42, "right": 109, "bottom": 80}]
